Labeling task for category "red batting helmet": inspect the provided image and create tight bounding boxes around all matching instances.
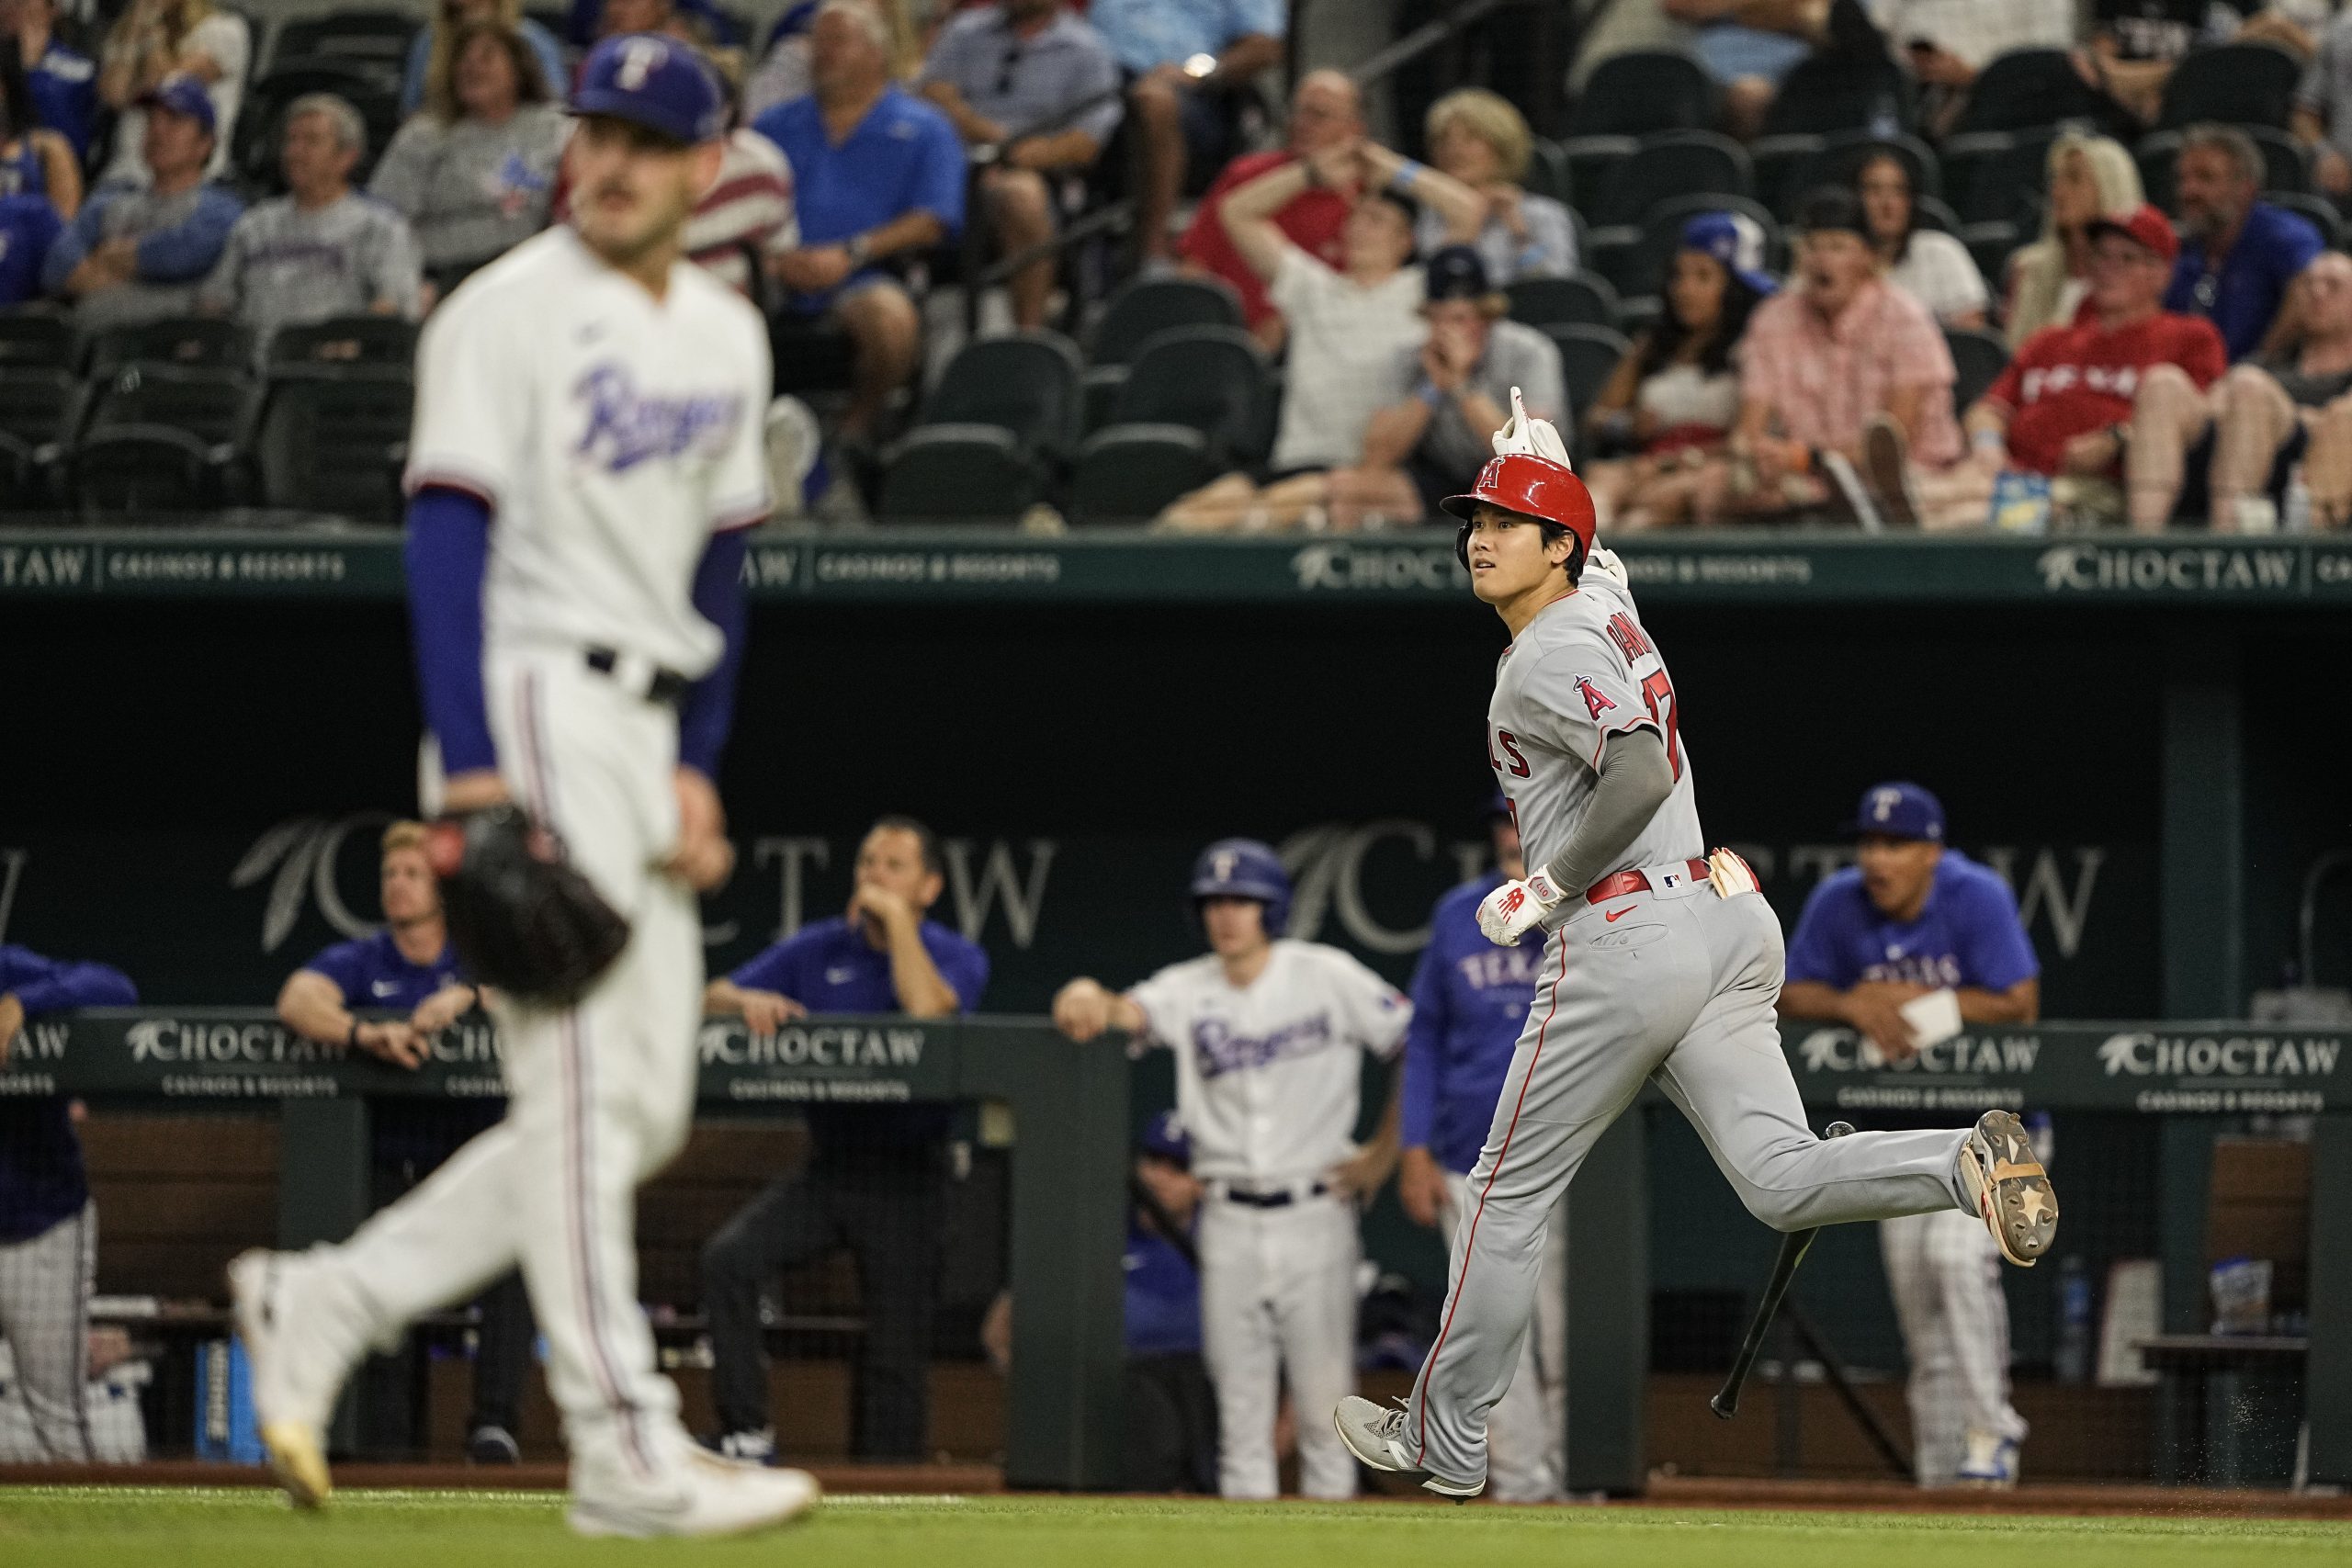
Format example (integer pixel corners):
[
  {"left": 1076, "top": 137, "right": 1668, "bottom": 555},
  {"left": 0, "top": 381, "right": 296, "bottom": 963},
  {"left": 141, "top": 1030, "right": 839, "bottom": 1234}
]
[{"left": 1443, "top": 453, "right": 1598, "bottom": 574}]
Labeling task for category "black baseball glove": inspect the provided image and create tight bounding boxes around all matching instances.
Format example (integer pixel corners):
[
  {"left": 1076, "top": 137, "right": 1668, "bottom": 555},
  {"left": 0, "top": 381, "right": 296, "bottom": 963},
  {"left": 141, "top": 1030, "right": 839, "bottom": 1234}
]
[{"left": 425, "top": 804, "right": 629, "bottom": 1008}]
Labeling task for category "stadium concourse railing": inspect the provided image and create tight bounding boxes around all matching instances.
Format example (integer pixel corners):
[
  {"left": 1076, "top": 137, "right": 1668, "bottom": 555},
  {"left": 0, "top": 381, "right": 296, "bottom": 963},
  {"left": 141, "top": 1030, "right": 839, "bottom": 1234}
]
[{"left": 10, "top": 1010, "right": 2348, "bottom": 1492}]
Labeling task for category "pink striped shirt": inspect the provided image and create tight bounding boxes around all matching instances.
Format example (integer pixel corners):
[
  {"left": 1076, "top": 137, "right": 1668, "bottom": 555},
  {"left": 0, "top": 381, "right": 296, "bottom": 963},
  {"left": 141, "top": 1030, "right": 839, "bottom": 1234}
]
[
  {"left": 1740, "top": 278, "right": 1962, "bottom": 465},
  {"left": 686, "top": 129, "right": 798, "bottom": 297}
]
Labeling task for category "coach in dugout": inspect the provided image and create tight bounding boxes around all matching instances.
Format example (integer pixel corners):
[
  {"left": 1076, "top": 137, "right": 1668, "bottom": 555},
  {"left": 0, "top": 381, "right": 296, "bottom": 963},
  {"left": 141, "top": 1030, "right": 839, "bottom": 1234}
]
[
  {"left": 1396, "top": 794, "right": 1562, "bottom": 1502},
  {"left": 274, "top": 818, "right": 534, "bottom": 1465},
  {"left": 699, "top": 815, "right": 989, "bottom": 1464},
  {"left": 0, "top": 942, "right": 138, "bottom": 1461},
  {"left": 1775, "top": 782, "right": 2039, "bottom": 1488}
]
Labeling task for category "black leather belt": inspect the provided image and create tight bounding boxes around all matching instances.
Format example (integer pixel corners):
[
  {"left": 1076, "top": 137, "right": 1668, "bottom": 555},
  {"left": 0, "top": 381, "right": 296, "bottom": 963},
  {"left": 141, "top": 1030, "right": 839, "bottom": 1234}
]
[
  {"left": 1221, "top": 1183, "right": 1328, "bottom": 1209},
  {"left": 584, "top": 647, "right": 688, "bottom": 704}
]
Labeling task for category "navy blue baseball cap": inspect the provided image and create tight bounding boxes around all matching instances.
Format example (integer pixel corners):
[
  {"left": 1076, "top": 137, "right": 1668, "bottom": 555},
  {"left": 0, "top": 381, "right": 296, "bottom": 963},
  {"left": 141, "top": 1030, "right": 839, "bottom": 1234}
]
[
  {"left": 1679, "top": 210, "right": 1776, "bottom": 297},
  {"left": 1845, "top": 782, "right": 1945, "bottom": 842},
  {"left": 571, "top": 33, "right": 725, "bottom": 145},
  {"left": 1139, "top": 1111, "right": 1191, "bottom": 1166},
  {"left": 139, "top": 72, "right": 216, "bottom": 135},
  {"left": 1425, "top": 244, "right": 1495, "bottom": 305}
]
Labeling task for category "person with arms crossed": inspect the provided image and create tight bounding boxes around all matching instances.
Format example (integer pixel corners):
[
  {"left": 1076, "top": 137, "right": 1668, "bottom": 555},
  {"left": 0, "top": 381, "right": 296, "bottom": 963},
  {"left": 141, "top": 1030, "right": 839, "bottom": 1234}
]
[
  {"left": 1396, "top": 794, "right": 1561, "bottom": 1503},
  {"left": 227, "top": 34, "right": 818, "bottom": 1538},
  {"left": 1053, "top": 840, "right": 1410, "bottom": 1500},
  {"left": 1331, "top": 397, "right": 2059, "bottom": 1498},
  {"left": 1778, "top": 782, "right": 2039, "bottom": 1488},
  {"left": 699, "top": 815, "right": 988, "bottom": 1463}
]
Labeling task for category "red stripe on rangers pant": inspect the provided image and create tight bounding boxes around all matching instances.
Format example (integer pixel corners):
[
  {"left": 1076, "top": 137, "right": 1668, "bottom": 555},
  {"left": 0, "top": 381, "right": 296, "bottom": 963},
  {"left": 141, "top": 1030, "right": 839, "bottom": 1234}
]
[{"left": 1412, "top": 938, "right": 1571, "bottom": 1469}]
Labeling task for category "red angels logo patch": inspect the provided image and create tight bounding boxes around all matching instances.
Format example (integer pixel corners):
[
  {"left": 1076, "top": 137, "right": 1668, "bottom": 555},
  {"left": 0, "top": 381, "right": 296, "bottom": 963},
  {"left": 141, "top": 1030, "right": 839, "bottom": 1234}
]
[{"left": 1573, "top": 677, "right": 1617, "bottom": 721}]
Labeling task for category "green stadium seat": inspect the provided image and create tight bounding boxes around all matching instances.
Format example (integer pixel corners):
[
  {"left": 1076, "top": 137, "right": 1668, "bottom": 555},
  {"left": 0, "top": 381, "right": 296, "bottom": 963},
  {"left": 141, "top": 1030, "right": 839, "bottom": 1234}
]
[
  {"left": 1589, "top": 131, "right": 1753, "bottom": 229},
  {"left": 923, "top": 331, "right": 1082, "bottom": 466},
  {"left": 250, "top": 365, "right": 413, "bottom": 520},
  {"left": 1506, "top": 272, "right": 1621, "bottom": 333},
  {"left": 1069, "top": 423, "right": 1216, "bottom": 525},
  {"left": 2158, "top": 41, "right": 2301, "bottom": 130},
  {"left": 1565, "top": 51, "right": 1713, "bottom": 138},
  {"left": 878, "top": 425, "right": 1049, "bottom": 523},
  {"left": 1943, "top": 327, "right": 2010, "bottom": 418}
]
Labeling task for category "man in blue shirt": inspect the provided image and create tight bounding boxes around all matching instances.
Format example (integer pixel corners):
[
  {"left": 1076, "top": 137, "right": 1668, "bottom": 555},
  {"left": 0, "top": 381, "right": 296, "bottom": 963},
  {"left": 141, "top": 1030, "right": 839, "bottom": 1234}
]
[
  {"left": 1779, "top": 781, "right": 2039, "bottom": 1489},
  {"left": 271, "top": 820, "right": 531, "bottom": 1466},
  {"left": 7, "top": 0, "right": 97, "bottom": 162},
  {"left": 754, "top": 0, "right": 966, "bottom": 444},
  {"left": 2165, "top": 123, "right": 2324, "bottom": 361},
  {"left": 700, "top": 815, "right": 990, "bottom": 1463},
  {"left": 0, "top": 192, "right": 62, "bottom": 307},
  {"left": 1, "top": 942, "right": 137, "bottom": 1461},
  {"left": 1123, "top": 1111, "right": 1216, "bottom": 1492},
  {"left": 1396, "top": 795, "right": 1562, "bottom": 1503}
]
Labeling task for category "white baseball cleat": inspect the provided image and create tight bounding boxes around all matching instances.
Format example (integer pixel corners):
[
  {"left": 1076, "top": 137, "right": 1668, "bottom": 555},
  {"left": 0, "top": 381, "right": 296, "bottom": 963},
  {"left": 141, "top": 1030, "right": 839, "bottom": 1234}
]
[
  {"left": 1957, "top": 1111, "right": 2059, "bottom": 1266},
  {"left": 569, "top": 1450, "right": 821, "bottom": 1539},
  {"left": 1957, "top": 1428, "right": 2020, "bottom": 1488},
  {"left": 1331, "top": 1396, "right": 1485, "bottom": 1499},
  {"left": 227, "top": 1249, "right": 346, "bottom": 1509}
]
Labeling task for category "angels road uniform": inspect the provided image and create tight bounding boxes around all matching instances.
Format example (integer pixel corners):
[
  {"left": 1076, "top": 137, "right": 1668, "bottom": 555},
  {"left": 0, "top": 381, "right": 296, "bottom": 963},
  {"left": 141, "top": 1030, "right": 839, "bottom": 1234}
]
[
  {"left": 1126, "top": 941, "right": 1410, "bottom": 1500},
  {"left": 1404, "top": 571, "right": 1979, "bottom": 1491}
]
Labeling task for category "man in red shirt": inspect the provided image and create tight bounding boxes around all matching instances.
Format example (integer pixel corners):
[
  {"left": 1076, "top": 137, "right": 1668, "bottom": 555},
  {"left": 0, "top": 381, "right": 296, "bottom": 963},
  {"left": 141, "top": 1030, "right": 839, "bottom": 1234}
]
[
  {"left": 1178, "top": 69, "right": 1363, "bottom": 350},
  {"left": 1918, "top": 204, "right": 2227, "bottom": 528}
]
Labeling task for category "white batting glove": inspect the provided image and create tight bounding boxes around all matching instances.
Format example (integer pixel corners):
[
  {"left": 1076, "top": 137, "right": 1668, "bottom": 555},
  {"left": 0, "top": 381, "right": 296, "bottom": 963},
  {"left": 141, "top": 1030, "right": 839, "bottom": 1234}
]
[{"left": 1476, "top": 870, "right": 1569, "bottom": 946}]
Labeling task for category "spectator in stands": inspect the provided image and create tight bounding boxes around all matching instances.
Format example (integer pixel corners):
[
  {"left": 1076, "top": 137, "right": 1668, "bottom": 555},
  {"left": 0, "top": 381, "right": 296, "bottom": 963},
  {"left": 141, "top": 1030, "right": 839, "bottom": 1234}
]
[
  {"left": 1702, "top": 186, "right": 1960, "bottom": 525},
  {"left": 2198, "top": 250, "right": 2352, "bottom": 528},
  {"left": 0, "top": 943, "right": 137, "bottom": 1464},
  {"left": 1651, "top": 0, "right": 1895, "bottom": 141},
  {"left": 917, "top": 0, "right": 1122, "bottom": 331},
  {"left": 1178, "top": 69, "right": 1366, "bottom": 351},
  {"left": 744, "top": 0, "right": 916, "bottom": 123},
  {"left": 2075, "top": 0, "right": 2315, "bottom": 128},
  {"left": 42, "top": 76, "right": 241, "bottom": 328},
  {"left": 1099, "top": 0, "right": 1283, "bottom": 268},
  {"left": 196, "top": 95, "right": 423, "bottom": 335},
  {"left": 5, "top": 0, "right": 96, "bottom": 164},
  {"left": 1855, "top": 148, "right": 1984, "bottom": 329},
  {"left": 1912, "top": 205, "right": 2226, "bottom": 529},
  {"left": 1584, "top": 212, "right": 1772, "bottom": 529},
  {"left": 701, "top": 816, "right": 989, "bottom": 1464},
  {"left": 2165, "top": 123, "right": 2324, "bottom": 361},
  {"left": 1122, "top": 1111, "right": 1217, "bottom": 1494},
  {"left": 1419, "top": 88, "right": 1574, "bottom": 286},
  {"left": 2297, "top": 6, "right": 2352, "bottom": 203},
  {"left": 371, "top": 22, "right": 567, "bottom": 294},
  {"left": 756, "top": 0, "right": 964, "bottom": 446},
  {"left": 682, "top": 48, "right": 797, "bottom": 297},
  {"left": 2005, "top": 130, "right": 2143, "bottom": 351},
  {"left": 400, "top": 0, "right": 567, "bottom": 119},
  {"left": 1160, "top": 141, "right": 1486, "bottom": 531},
  {"left": 1864, "top": 0, "right": 2077, "bottom": 135},
  {"left": 96, "top": 0, "right": 246, "bottom": 186},
  {"left": 272, "top": 820, "right": 532, "bottom": 1465},
  {"left": 0, "top": 188, "right": 58, "bottom": 302},
  {"left": 1777, "top": 782, "right": 2037, "bottom": 1488},
  {"left": 2, "top": 39, "right": 78, "bottom": 219}
]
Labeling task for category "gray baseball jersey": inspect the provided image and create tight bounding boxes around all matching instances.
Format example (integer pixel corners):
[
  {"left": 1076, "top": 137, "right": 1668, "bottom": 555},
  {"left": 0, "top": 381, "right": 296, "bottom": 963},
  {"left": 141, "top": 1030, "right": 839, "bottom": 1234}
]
[{"left": 1486, "top": 575, "right": 1703, "bottom": 886}]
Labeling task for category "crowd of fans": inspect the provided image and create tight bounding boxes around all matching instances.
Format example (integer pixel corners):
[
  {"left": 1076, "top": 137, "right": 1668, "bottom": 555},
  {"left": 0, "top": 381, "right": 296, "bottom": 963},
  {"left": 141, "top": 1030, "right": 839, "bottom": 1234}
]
[{"left": 4, "top": 0, "right": 2352, "bottom": 529}]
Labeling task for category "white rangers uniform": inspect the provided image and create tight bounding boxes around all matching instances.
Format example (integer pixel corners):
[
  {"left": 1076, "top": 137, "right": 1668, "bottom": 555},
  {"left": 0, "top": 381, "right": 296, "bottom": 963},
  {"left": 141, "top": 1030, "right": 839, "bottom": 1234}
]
[
  {"left": 1126, "top": 940, "right": 1410, "bottom": 1500},
  {"left": 274, "top": 225, "right": 770, "bottom": 1499}
]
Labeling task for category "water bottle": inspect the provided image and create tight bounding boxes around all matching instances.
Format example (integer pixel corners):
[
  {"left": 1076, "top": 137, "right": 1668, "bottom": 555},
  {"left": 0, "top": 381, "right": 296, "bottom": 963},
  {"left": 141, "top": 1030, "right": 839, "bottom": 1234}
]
[
  {"left": 1990, "top": 469, "right": 2050, "bottom": 533},
  {"left": 2285, "top": 464, "right": 2312, "bottom": 533},
  {"left": 2054, "top": 1255, "right": 2093, "bottom": 1384}
]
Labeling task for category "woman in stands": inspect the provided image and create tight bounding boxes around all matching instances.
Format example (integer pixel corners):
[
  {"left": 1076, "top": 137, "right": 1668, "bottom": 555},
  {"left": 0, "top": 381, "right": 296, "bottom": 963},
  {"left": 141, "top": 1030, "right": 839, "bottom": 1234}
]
[
  {"left": 96, "top": 0, "right": 246, "bottom": 185},
  {"left": 1855, "top": 148, "right": 1985, "bottom": 329},
  {"left": 370, "top": 19, "right": 567, "bottom": 298},
  {"left": 1419, "top": 87, "right": 1575, "bottom": 285},
  {"left": 2004, "top": 130, "right": 2142, "bottom": 349},
  {"left": 398, "top": 0, "right": 568, "bottom": 119},
  {"left": 0, "top": 39, "right": 78, "bottom": 219},
  {"left": 1578, "top": 212, "right": 1770, "bottom": 529}
]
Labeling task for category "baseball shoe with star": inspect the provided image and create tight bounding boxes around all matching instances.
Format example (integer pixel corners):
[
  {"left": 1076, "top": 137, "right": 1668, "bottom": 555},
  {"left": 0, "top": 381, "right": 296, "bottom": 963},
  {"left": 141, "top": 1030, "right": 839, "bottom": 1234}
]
[{"left": 1957, "top": 1110, "right": 2058, "bottom": 1266}]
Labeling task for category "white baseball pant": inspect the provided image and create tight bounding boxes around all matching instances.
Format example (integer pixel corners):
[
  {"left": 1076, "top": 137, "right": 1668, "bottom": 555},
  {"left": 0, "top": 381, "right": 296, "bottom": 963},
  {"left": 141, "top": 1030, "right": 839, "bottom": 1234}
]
[
  {"left": 1197, "top": 1188, "right": 1359, "bottom": 1499},
  {"left": 1881, "top": 1207, "right": 2026, "bottom": 1484},
  {"left": 1439, "top": 1171, "right": 1564, "bottom": 1502},
  {"left": 1406, "top": 874, "right": 1973, "bottom": 1490},
  {"left": 0, "top": 1200, "right": 96, "bottom": 1461},
  {"left": 293, "top": 649, "right": 706, "bottom": 1499}
]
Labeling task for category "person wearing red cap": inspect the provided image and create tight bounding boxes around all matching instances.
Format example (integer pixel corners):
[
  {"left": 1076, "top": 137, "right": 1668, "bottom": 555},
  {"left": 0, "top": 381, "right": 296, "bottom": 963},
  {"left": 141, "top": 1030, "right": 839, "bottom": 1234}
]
[{"left": 1913, "top": 202, "right": 2226, "bottom": 529}]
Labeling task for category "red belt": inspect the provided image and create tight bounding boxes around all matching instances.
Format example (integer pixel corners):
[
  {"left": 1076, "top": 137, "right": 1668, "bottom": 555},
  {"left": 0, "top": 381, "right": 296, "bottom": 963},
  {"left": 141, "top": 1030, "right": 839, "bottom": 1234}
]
[{"left": 1586, "top": 858, "right": 1709, "bottom": 904}]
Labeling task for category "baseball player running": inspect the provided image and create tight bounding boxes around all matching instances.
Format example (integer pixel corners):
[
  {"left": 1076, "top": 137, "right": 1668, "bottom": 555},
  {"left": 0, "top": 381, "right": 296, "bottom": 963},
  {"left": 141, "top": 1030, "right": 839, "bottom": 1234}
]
[
  {"left": 227, "top": 36, "right": 817, "bottom": 1537},
  {"left": 1053, "top": 840, "right": 1410, "bottom": 1501},
  {"left": 1335, "top": 398, "right": 2059, "bottom": 1498}
]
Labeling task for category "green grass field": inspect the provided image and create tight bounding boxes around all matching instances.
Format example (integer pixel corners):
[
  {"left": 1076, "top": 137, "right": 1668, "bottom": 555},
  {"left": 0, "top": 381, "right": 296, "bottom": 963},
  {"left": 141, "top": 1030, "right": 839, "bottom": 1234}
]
[{"left": 2, "top": 1488, "right": 2346, "bottom": 1568}]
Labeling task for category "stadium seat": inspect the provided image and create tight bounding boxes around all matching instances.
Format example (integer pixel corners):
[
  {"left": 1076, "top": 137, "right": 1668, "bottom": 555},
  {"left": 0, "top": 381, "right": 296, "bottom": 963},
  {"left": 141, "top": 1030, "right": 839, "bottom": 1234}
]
[
  {"left": 266, "top": 10, "right": 416, "bottom": 81},
  {"left": 1758, "top": 50, "right": 1914, "bottom": 138},
  {"left": 1564, "top": 51, "right": 1713, "bottom": 138},
  {"left": 68, "top": 364, "right": 255, "bottom": 515},
  {"left": 1598, "top": 194, "right": 1785, "bottom": 308},
  {"left": 1914, "top": 196, "right": 1962, "bottom": 234},
  {"left": 1952, "top": 49, "right": 2128, "bottom": 137},
  {"left": 2267, "top": 191, "right": 2343, "bottom": 250},
  {"left": 1083, "top": 275, "right": 1244, "bottom": 433},
  {"left": 2249, "top": 126, "right": 2314, "bottom": 197},
  {"left": 266, "top": 315, "right": 420, "bottom": 368},
  {"left": 1555, "top": 135, "right": 1637, "bottom": 220},
  {"left": 1589, "top": 131, "right": 1753, "bottom": 229},
  {"left": 1539, "top": 324, "right": 1632, "bottom": 465},
  {"left": 84, "top": 317, "right": 254, "bottom": 377},
  {"left": 2158, "top": 41, "right": 2302, "bottom": 130},
  {"left": 1106, "top": 326, "right": 1273, "bottom": 468},
  {"left": 1069, "top": 423, "right": 1217, "bottom": 524},
  {"left": 1943, "top": 130, "right": 2057, "bottom": 230},
  {"left": 1524, "top": 137, "right": 1573, "bottom": 207},
  {"left": 1781, "top": 130, "right": 1941, "bottom": 214},
  {"left": 922, "top": 330, "right": 1082, "bottom": 466},
  {"left": 1944, "top": 327, "right": 2010, "bottom": 417},
  {"left": 1962, "top": 221, "right": 2021, "bottom": 300},
  {"left": 877, "top": 424, "right": 1049, "bottom": 523},
  {"left": 0, "top": 361, "right": 81, "bottom": 506},
  {"left": 1506, "top": 273, "right": 1621, "bottom": 333},
  {"left": 250, "top": 366, "right": 413, "bottom": 520}
]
